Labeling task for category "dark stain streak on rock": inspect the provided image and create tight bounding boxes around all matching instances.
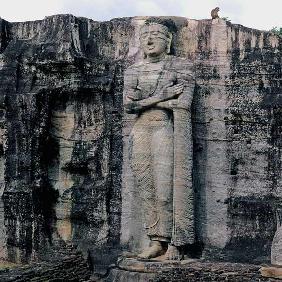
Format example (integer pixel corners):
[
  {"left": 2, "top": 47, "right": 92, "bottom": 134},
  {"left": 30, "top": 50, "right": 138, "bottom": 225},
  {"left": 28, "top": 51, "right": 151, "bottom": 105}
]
[{"left": 0, "top": 14, "right": 280, "bottom": 280}]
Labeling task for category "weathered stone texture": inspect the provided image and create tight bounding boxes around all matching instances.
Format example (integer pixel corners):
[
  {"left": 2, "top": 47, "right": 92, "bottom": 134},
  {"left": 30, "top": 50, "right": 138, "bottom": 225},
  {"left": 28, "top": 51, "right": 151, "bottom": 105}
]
[
  {"left": 0, "top": 14, "right": 280, "bottom": 275},
  {"left": 0, "top": 249, "right": 91, "bottom": 281},
  {"left": 0, "top": 15, "right": 128, "bottom": 265},
  {"left": 121, "top": 17, "right": 281, "bottom": 263},
  {"left": 105, "top": 259, "right": 282, "bottom": 282}
]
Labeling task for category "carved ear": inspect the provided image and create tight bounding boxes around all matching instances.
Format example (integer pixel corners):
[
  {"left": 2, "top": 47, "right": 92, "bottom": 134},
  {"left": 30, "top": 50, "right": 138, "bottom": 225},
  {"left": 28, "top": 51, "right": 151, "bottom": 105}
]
[
  {"left": 140, "top": 42, "right": 147, "bottom": 59},
  {"left": 166, "top": 32, "right": 173, "bottom": 54},
  {"left": 143, "top": 51, "right": 147, "bottom": 59}
]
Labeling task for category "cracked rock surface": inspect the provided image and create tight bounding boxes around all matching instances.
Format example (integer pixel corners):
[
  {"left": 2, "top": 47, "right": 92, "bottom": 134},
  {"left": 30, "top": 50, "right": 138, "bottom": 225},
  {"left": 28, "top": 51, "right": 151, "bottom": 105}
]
[{"left": 0, "top": 15, "right": 280, "bottom": 279}]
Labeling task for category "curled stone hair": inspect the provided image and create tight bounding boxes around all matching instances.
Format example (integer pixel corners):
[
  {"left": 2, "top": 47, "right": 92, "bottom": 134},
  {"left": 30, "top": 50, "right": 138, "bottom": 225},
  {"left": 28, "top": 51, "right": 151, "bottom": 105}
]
[{"left": 144, "top": 17, "right": 178, "bottom": 34}]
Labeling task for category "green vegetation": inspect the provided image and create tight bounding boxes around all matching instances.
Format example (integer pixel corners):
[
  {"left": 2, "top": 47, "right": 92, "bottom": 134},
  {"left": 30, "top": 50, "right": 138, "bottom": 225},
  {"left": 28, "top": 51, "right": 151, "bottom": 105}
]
[
  {"left": 270, "top": 27, "right": 282, "bottom": 36},
  {"left": 222, "top": 17, "right": 231, "bottom": 22}
]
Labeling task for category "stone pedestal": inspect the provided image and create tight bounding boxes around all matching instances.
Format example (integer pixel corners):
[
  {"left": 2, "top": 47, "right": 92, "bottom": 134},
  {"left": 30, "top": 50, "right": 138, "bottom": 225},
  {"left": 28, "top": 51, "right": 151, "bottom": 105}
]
[
  {"left": 104, "top": 257, "right": 198, "bottom": 282},
  {"left": 104, "top": 258, "right": 277, "bottom": 282},
  {"left": 260, "top": 267, "right": 282, "bottom": 280}
]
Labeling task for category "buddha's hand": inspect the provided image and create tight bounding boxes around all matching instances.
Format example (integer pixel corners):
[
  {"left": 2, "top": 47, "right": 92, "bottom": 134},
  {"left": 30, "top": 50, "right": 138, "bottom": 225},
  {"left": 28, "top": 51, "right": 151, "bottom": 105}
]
[
  {"left": 162, "top": 82, "right": 184, "bottom": 100},
  {"left": 168, "top": 99, "right": 179, "bottom": 107},
  {"left": 124, "top": 100, "right": 142, "bottom": 113},
  {"left": 156, "top": 99, "right": 179, "bottom": 109}
]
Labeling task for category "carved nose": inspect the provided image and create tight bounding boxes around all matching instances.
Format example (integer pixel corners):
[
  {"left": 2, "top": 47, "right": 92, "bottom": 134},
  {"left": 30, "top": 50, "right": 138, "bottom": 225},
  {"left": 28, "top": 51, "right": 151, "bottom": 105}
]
[{"left": 147, "top": 37, "right": 154, "bottom": 45}]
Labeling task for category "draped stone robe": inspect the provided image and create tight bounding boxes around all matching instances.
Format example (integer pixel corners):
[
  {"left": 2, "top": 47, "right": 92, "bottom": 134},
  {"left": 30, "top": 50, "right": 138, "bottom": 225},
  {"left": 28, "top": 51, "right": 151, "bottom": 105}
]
[{"left": 124, "top": 55, "right": 195, "bottom": 246}]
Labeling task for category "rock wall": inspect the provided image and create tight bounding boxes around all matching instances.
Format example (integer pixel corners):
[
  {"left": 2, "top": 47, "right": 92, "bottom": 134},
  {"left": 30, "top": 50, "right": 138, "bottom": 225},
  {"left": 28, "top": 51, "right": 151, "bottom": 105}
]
[
  {"left": 0, "top": 14, "right": 280, "bottom": 269},
  {"left": 0, "top": 250, "right": 91, "bottom": 281},
  {"left": 0, "top": 15, "right": 127, "bottom": 265}
]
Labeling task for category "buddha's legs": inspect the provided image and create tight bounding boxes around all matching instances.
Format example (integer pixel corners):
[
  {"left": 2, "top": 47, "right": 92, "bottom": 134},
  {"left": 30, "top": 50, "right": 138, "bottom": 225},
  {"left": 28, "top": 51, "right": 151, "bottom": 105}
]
[
  {"left": 131, "top": 119, "right": 173, "bottom": 259},
  {"left": 150, "top": 121, "right": 173, "bottom": 241},
  {"left": 131, "top": 124, "right": 157, "bottom": 233}
]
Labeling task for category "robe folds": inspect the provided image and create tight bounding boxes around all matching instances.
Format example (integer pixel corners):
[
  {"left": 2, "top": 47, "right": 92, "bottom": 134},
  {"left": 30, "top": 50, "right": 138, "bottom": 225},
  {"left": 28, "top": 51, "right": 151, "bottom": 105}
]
[{"left": 124, "top": 55, "right": 195, "bottom": 246}]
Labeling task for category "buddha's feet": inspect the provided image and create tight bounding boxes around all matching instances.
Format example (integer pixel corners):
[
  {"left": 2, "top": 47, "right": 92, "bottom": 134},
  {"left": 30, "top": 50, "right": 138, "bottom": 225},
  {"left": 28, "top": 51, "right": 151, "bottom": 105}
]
[
  {"left": 137, "top": 241, "right": 165, "bottom": 259},
  {"left": 165, "top": 244, "right": 183, "bottom": 260}
]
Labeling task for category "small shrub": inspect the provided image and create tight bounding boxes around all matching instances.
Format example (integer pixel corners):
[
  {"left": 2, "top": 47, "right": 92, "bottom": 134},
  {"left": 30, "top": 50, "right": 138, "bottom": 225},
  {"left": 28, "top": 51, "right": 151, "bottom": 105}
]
[
  {"left": 270, "top": 27, "right": 282, "bottom": 36},
  {"left": 222, "top": 17, "right": 231, "bottom": 22}
]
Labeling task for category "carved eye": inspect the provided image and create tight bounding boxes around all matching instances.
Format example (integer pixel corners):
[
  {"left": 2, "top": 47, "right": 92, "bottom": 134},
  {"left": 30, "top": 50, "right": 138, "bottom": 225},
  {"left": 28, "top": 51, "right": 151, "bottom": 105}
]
[{"left": 151, "top": 32, "right": 159, "bottom": 37}]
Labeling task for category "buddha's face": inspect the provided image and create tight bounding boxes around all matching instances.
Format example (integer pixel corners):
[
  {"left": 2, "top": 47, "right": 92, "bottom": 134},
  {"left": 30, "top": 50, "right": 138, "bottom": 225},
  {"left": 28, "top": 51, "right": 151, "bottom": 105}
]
[{"left": 140, "top": 24, "right": 171, "bottom": 58}]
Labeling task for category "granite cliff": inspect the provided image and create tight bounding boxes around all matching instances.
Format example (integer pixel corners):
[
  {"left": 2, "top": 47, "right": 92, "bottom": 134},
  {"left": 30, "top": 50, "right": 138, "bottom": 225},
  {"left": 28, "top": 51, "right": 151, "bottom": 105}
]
[{"left": 0, "top": 14, "right": 280, "bottom": 280}]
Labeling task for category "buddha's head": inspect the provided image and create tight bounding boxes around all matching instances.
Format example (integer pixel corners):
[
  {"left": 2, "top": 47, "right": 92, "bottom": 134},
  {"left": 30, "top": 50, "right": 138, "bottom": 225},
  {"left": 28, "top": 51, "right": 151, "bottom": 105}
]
[{"left": 140, "top": 20, "right": 173, "bottom": 59}]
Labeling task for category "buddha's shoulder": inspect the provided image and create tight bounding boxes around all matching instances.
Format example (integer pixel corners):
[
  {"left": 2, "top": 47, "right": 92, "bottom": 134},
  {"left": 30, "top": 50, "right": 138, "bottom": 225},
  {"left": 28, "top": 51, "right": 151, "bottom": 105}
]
[
  {"left": 124, "top": 62, "right": 144, "bottom": 77},
  {"left": 125, "top": 62, "right": 144, "bottom": 71},
  {"left": 167, "top": 56, "right": 195, "bottom": 79}
]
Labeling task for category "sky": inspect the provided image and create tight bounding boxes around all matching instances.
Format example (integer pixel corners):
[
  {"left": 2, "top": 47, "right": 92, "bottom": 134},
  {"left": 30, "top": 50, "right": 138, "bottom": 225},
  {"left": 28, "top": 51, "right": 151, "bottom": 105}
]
[{"left": 0, "top": 0, "right": 281, "bottom": 31}]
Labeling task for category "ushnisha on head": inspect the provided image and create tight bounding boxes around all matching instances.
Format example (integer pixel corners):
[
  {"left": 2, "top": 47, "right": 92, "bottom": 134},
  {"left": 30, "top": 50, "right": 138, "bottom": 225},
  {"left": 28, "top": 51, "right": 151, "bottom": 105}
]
[{"left": 139, "top": 22, "right": 172, "bottom": 60}]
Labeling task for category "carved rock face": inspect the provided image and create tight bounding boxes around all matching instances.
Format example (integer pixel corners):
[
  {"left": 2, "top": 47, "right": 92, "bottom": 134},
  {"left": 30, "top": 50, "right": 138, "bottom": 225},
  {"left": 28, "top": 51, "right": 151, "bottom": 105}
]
[
  {"left": 0, "top": 14, "right": 280, "bottom": 271},
  {"left": 140, "top": 24, "right": 170, "bottom": 57}
]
